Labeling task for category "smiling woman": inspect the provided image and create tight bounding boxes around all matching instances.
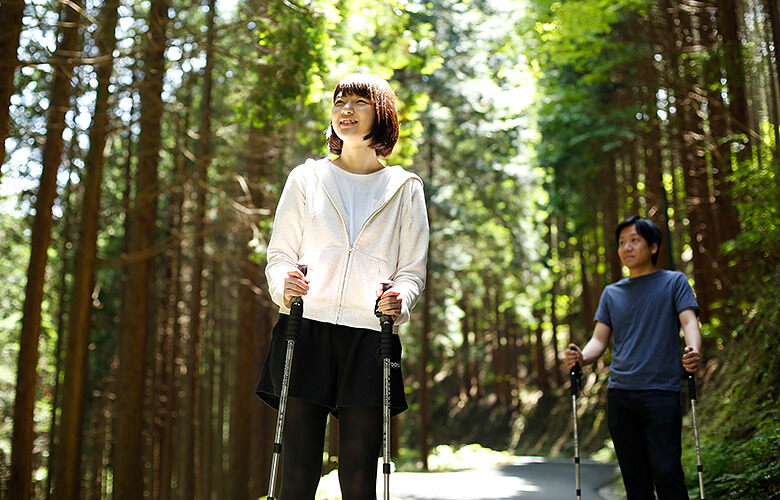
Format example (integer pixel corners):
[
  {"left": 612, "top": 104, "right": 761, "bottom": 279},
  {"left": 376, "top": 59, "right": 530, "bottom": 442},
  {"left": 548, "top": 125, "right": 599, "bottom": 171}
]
[
  {"left": 325, "top": 73, "right": 400, "bottom": 161},
  {"left": 256, "top": 72, "right": 429, "bottom": 500}
]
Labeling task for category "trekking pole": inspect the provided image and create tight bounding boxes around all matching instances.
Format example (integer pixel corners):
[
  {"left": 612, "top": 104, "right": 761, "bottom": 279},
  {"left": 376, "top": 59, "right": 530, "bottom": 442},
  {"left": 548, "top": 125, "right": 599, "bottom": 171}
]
[
  {"left": 375, "top": 281, "right": 394, "bottom": 500},
  {"left": 687, "top": 370, "right": 705, "bottom": 499},
  {"left": 570, "top": 362, "right": 583, "bottom": 500},
  {"left": 268, "top": 263, "right": 307, "bottom": 500}
]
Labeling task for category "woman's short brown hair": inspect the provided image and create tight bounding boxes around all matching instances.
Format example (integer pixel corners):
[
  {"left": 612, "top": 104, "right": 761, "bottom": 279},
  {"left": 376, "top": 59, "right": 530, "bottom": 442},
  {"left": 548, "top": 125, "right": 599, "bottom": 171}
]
[{"left": 326, "top": 73, "right": 399, "bottom": 158}]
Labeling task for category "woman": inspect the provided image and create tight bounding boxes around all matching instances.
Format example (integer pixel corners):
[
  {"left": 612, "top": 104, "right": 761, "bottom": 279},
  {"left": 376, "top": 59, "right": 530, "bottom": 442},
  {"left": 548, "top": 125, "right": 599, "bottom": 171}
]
[{"left": 256, "top": 73, "right": 429, "bottom": 499}]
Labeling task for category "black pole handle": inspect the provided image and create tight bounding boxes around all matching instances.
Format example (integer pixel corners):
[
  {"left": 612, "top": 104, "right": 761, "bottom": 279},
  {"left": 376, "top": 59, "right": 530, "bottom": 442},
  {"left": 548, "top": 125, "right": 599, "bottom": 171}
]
[
  {"left": 570, "top": 363, "right": 582, "bottom": 397},
  {"left": 686, "top": 371, "right": 697, "bottom": 401},
  {"left": 376, "top": 281, "right": 394, "bottom": 360},
  {"left": 286, "top": 263, "right": 307, "bottom": 342}
]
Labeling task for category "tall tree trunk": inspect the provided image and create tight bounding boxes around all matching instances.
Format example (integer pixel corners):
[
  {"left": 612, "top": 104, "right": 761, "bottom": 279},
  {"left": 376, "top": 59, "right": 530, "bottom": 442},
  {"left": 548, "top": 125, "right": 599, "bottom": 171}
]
[
  {"left": 679, "top": 92, "right": 715, "bottom": 321},
  {"left": 114, "top": 0, "right": 169, "bottom": 498},
  {"left": 533, "top": 308, "right": 547, "bottom": 391},
  {"left": 603, "top": 157, "right": 622, "bottom": 282},
  {"left": 215, "top": 268, "right": 230, "bottom": 500},
  {"left": 715, "top": 0, "right": 750, "bottom": 235},
  {"left": 717, "top": 0, "right": 752, "bottom": 144},
  {"left": 548, "top": 282, "right": 562, "bottom": 387},
  {"left": 9, "top": 2, "right": 82, "bottom": 497},
  {"left": 0, "top": 0, "right": 25, "bottom": 169},
  {"left": 769, "top": 0, "right": 780, "bottom": 95},
  {"left": 53, "top": 1, "right": 119, "bottom": 497},
  {"left": 577, "top": 244, "right": 594, "bottom": 326},
  {"left": 768, "top": 0, "right": 780, "bottom": 177},
  {"left": 251, "top": 280, "right": 272, "bottom": 496},
  {"left": 156, "top": 130, "right": 187, "bottom": 500},
  {"left": 546, "top": 216, "right": 562, "bottom": 387},
  {"left": 229, "top": 242, "right": 257, "bottom": 500},
  {"left": 643, "top": 119, "right": 673, "bottom": 270},
  {"left": 699, "top": 2, "right": 737, "bottom": 298},
  {"left": 163, "top": 73, "right": 193, "bottom": 500},
  {"left": 45, "top": 161, "right": 76, "bottom": 500},
  {"left": 418, "top": 122, "right": 435, "bottom": 470},
  {"left": 251, "top": 230, "right": 273, "bottom": 496},
  {"left": 419, "top": 264, "right": 431, "bottom": 470},
  {"left": 194, "top": 3, "right": 216, "bottom": 495}
]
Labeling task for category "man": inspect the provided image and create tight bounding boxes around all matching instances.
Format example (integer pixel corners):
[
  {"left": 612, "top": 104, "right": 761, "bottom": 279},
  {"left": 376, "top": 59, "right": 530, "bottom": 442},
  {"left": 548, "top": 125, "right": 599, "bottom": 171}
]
[{"left": 564, "top": 215, "right": 702, "bottom": 499}]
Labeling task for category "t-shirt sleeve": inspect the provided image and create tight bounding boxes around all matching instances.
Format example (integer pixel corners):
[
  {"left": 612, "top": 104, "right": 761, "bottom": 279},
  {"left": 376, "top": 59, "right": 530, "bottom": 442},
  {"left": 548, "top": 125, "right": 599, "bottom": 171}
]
[
  {"left": 673, "top": 272, "right": 700, "bottom": 316},
  {"left": 594, "top": 288, "right": 612, "bottom": 327}
]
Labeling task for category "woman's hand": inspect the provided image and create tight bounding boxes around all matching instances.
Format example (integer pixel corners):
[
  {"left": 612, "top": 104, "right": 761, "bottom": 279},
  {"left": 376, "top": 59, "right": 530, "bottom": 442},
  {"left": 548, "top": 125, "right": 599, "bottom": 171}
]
[
  {"left": 283, "top": 268, "right": 309, "bottom": 309},
  {"left": 375, "top": 288, "right": 402, "bottom": 322}
]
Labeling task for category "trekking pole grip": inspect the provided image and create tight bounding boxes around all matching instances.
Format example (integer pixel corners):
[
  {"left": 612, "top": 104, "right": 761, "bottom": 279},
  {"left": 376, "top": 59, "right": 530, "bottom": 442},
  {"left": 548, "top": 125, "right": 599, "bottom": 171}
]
[
  {"left": 686, "top": 371, "right": 697, "bottom": 401},
  {"left": 286, "top": 263, "right": 307, "bottom": 342},
  {"left": 570, "top": 363, "right": 582, "bottom": 397},
  {"left": 376, "top": 281, "right": 394, "bottom": 359}
]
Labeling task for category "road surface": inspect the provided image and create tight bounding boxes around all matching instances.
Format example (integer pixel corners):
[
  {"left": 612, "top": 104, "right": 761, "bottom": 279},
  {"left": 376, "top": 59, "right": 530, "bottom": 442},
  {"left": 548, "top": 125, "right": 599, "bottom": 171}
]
[{"left": 317, "top": 456, "right": 620, "bottom": 499}]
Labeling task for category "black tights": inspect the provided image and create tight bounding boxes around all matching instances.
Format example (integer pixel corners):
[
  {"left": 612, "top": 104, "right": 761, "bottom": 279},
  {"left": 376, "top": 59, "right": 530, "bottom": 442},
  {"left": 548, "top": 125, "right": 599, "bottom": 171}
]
[{"left": 279, "top": 397, "right": 383, "bottom": 500}]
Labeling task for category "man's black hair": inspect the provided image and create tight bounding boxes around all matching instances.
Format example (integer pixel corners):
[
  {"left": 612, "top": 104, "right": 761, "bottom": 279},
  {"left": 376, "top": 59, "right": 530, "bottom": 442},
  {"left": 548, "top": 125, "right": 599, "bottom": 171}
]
[{"left": 616, "top": 216, "right": 663, "bottom": 266}]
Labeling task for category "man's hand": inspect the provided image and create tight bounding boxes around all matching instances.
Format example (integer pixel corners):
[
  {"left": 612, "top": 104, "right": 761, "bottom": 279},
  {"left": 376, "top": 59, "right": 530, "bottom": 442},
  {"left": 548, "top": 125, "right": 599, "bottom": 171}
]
[
  {"left": 564, "top": 344, "right": 583, "bottom": 370},
  {"left": 682, "top": 345, "right": 701, "bottom": 373}
]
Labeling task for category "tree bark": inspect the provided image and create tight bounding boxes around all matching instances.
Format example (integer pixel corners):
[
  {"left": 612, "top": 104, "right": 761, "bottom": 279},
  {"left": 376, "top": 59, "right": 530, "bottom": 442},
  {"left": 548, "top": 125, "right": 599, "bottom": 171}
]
[
  {"left": 0, "top": 0, "right": 26, "bottom": 169},
  {"left": 53, "top": 1, "right": 119, "bottom": 497},
  {"left": 193, "top": 2, "right": 216, "bottom": 494},
  {"left": 643, "top": 119, "right": 673, "bottom": 270},
  {"left": 114, "top": 0, "right": 169, "bottom": 498},
  {"left": 229, "top": 242, "right": 257, "bottom": 500},
  {"left": 533, "top": 308, "right": 547, "bottom": 391},
  {"left": 252, "top": 269, "right": 274, "bottom": 496},
  {"left": 603, "top": 156, "right": 622, "bottom": 282},
  {"left": 45, "top": 161, "right": 76, "bottom": 500},
  {"left": 577, "top": 244, "right": 594, "bottom": 326},
  {"left": 9, "top": 2, "right": 82, "bottom": 497},
  {"left": 419, "top": 263, "right": 431, "bottom": 470},
  {"left": 679, "top": 91, "right": 715, "bottom": 321}
]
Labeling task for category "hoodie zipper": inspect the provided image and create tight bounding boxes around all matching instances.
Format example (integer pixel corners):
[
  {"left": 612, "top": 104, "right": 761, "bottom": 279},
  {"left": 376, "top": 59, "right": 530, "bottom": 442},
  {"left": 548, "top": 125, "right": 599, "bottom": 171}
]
[{"left": 319, "top": 162, "right": 413, "bottom": 324}]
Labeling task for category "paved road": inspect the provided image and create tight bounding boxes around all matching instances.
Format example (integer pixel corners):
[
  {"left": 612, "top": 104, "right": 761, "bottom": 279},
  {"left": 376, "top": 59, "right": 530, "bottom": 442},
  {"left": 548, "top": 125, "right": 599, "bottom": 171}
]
[
  {"left": 385, "top": 457, "right": 618, "bottom": 500},
  {"left": 318, "top": 456, "right": 619, "bottom": 499}
]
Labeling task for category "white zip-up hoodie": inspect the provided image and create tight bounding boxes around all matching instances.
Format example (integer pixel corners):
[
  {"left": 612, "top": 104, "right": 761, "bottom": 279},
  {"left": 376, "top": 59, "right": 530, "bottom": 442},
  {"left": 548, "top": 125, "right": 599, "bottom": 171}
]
[{"left": 266, "top": 158, "right": 429, "bottom": 332}]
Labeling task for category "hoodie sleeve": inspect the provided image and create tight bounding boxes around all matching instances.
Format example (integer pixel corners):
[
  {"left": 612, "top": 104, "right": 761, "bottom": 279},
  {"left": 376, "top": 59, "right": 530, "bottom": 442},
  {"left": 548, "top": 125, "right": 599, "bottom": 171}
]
[
  {"left": 265, "top": 164, "right": 307, "bottom": 311},
  {"left": 390, "top": 177, "right": 429, "bottom": 326}
]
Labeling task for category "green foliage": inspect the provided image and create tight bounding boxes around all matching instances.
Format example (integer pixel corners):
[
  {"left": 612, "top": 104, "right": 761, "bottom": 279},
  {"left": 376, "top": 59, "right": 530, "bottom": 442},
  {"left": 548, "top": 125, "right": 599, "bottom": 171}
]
[
  {"left": 0, "top": 203, "right": 30, "bottom": 456},
  {"left": 696, "top": 418, "right": 780, "bottom": 499},
  {"left": 230, "top": 0, "right": 336, "bottom": 130},
  {"left": 695, "top": 155, "right": 780, "bottom": 498}
]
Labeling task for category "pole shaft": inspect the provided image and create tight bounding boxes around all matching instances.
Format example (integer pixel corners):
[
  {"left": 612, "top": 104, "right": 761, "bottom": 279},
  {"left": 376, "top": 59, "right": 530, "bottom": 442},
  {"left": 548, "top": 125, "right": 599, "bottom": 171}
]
[
  {"left": 687, "top": 372, "right": 705, "bottom": 499},
  {"left": 268, "top": 264, "right": 307, "bottom": 499},
  {"left": 377, "top": 281, "right": 394, "bottom": 500},
  {"left": 570, "top": 363, "right": 582, "bottom": 500}
]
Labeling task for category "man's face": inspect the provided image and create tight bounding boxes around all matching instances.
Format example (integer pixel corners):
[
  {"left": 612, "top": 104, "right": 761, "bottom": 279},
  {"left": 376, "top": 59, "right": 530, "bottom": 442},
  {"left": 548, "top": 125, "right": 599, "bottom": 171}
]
[{"left": 618, "top": 224, "right": 658, "bottom": 270}]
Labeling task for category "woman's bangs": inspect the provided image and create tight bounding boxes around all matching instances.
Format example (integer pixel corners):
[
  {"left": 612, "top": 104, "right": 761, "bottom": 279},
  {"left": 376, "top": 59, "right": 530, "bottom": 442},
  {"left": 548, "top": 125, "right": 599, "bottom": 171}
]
[{"left": 333, "top": 80, "right": 373, "bottom": 101}]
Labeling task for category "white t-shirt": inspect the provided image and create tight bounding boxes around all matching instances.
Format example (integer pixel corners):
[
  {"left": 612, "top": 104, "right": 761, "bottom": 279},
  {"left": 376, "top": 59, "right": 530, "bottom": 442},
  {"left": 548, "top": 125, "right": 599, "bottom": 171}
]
[{"left": 329, "top": 162, "right": 391, "bottom": 244}]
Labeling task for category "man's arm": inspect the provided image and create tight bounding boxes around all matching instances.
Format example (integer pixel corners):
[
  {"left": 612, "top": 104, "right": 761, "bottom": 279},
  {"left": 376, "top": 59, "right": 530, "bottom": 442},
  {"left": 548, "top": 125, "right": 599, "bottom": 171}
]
[
  {"left": 565, "top": 321, "right": 612, "bottom": 369},
  {"left": 680, "top": 308, "right": 702, "bottom": 372}
]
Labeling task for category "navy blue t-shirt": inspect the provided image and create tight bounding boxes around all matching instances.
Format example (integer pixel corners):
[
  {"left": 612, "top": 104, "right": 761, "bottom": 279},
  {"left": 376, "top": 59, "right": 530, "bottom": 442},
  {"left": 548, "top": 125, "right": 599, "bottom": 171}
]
[{"left": 594, "top": 269, "right": 699, "bottom": 392}]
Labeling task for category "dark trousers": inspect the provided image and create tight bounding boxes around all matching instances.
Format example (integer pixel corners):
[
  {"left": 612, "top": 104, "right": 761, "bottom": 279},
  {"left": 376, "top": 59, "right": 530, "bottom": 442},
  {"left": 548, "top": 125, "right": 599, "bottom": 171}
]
[{"left": 607, "top": 389, "right": 688, "bottom": 500}]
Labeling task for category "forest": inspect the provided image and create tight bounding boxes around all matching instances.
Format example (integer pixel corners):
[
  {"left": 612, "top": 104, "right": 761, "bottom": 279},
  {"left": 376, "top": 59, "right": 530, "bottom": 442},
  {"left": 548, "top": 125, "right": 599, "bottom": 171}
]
[{"left": 0, "top": 0, "right": 778, "bottom": 498}]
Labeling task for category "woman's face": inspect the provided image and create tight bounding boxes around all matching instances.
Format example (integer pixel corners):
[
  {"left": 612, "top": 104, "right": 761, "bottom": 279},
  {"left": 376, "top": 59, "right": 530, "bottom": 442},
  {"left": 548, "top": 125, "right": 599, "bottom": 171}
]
[{"left": 331, "top": 92, "right": 376, "bottom": 145}]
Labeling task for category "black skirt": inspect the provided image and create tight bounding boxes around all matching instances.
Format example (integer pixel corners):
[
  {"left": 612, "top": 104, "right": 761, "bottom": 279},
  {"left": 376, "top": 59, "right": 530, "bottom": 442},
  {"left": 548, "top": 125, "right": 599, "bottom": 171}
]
[{"left": 255, "top": 315, "right": 408, "bottom": 419}]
